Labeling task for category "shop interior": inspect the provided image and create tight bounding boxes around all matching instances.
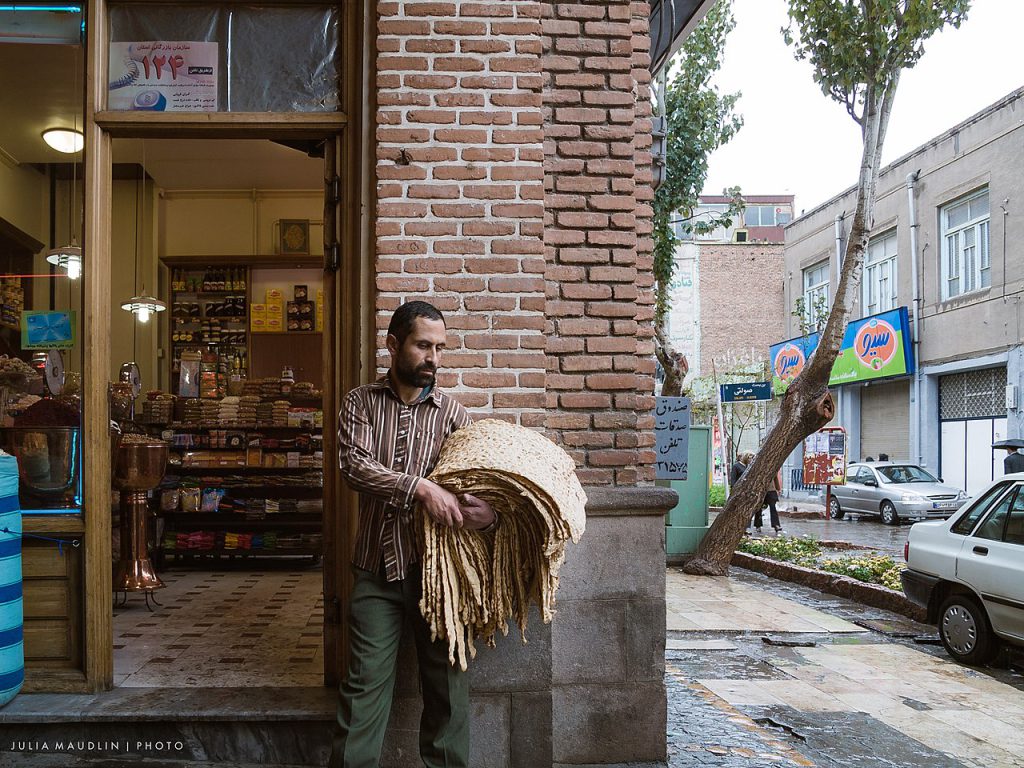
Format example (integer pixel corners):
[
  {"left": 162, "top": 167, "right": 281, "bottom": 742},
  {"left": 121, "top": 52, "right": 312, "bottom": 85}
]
[{"left": 1, "top": 13, "right": 334, "bottom": 689}]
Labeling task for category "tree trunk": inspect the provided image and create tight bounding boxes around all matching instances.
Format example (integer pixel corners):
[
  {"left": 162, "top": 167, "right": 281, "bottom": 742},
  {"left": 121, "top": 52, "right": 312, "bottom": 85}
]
[
  {"left": 655, "top": 319, "right": 689, "bottom": 397},
  {"left": 682, "top": 80, "right": 896, "bottom": 576}
]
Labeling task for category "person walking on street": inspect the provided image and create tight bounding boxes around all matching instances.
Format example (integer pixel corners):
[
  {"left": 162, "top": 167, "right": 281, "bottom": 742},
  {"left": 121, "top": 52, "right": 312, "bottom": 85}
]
[
  {"left": 754, "top": 471, "right": 783, "bottom": 535},
  {"left": 329, "top": 301, "right": 497, "bottom": 768},
  {"left": 730, "top": 451, "right": 752, "bottom": 487}
]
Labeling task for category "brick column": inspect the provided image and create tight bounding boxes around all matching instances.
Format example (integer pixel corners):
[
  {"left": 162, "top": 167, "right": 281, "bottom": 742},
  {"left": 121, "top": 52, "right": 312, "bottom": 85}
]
[
  {"left": 542, "top": 0, "right": 655, "bottom": 485},
  {"left": 375, "top": 0, "right": 547, "bottom": 426}
]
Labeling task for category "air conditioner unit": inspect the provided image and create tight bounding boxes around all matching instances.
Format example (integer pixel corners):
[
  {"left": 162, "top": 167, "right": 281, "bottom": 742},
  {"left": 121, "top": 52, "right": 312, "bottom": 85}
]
[{"left": 733, "top": 229, "right": 748, "bottom": 243}]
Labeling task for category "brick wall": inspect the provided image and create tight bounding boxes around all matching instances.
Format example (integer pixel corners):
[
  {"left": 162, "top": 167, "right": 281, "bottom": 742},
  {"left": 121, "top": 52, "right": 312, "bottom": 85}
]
[
  {"left": 375, "top": 0, "right": 548, "bottom": 426},
  {"left": 541, "top": 0, "right": 655, "bottom": 486},
  {"left": 374, "top": 0, "right": 655, "bottom": 486},
  {"left": 697, "top": 243, "right": 786, "bottom": 374}
]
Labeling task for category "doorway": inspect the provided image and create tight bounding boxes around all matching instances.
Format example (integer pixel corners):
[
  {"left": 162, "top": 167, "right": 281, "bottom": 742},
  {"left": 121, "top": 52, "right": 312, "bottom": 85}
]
[{"left": 105, "top": 137, "right": 335, "bottom": 687}]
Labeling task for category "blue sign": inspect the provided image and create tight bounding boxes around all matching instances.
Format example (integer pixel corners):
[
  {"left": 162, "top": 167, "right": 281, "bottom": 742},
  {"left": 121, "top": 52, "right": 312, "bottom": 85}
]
[{"left": 720, "top": 382, "right": 773, "bottom": 403}]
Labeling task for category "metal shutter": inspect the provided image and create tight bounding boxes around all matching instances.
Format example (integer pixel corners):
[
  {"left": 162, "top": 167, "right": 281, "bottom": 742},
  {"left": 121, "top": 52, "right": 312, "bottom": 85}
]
[{"left": 860, "top": 379, "right": 910, "bottom": 461}]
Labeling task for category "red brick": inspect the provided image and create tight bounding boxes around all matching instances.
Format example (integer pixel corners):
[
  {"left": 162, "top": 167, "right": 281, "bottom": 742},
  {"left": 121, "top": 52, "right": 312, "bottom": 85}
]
[
  {"left": 403, "top": 257, "right": 463, "bottom": 273},
  {"left": 489, "top": 276, "right": 544, "bottom": 293},
  {"left": 376, "top": 128, "right": 429, "bottom": 143},
  {"left": 557, "top": 318, "right": 609, "bottom": 336},
  {"left": 464, "top": 296, "right": 516, "bottom": 311},
  {"left": 463, "top": 257, "right": 520, "bottom": 274},
  {"left": 407, "top": 109, "right": 458, "bottom": 124},
  {"left": 464, "top": 333, "right": 518, "bottom": 350},
  {"left": 378, "top": 19, "right": 431, "bottom": 35},
  {"left": 404, "top": 221, "right": 457, "bottom": 236},
  {"left": 434, "top": 56, "right": 486, "bottom": 72},
  {"left": 408, "top": 184, "right": 460, "bottom": 199},
  {"left": 433, "top": 239, "right": 485, "bottom": 255},
  {"left": 590, "top": 450, "right": 638, "bottom": 466},
  {"left": 434, "top": 277, "right": 486, "bottom": 292},
  {"left": 405, "top": 74, "right": 459, "bottom": 90},
  {"left": 376, "top": 277, "right": 429, "bottom": 292},
  {"left": 494, "top": 393, "right": 546, "bottom": 409},
  {"left": 405, "top": 2, "right": 457, "bottom": 16},
  {"left": 460, "top": 39, "right": 511, "bottom": 54},
  {"left": 491, "top": 352, "right": 545, "bottom": 368},
  {"left": 435, "top": 93, "right": 486, "bottom": 107},
  {"left": 559, "top": 393, "right": 612, "bottom": 409},
  {"left": 379, "top": 56, "right": 429, "bottom": 72},
  {"left": 463, "top": 372, "right": 516, "bottom": 388},
  {"left": 431, "top": 203, "right": 485, "bottom": 218},
  {"left": 377, "top": 239, "right": 427, "bottom": 255},
  {"left": 460, "top": 75, "right": 515, "bottom": 89}
]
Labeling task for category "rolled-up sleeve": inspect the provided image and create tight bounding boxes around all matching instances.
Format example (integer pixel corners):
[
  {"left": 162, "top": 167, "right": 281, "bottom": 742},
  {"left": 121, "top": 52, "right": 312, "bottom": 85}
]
[{"left": 338, "top": 390, "right": 420, "bottom": 509}]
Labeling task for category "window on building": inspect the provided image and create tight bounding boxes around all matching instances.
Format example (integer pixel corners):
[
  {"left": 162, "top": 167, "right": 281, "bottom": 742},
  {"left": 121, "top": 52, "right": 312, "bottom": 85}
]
[
  {"left": 863, "top": 230, "right": 898, "bottom": 316},
  {"left": 941, "top": 189, "right": 990, "bottom": 300},
  {"left": 675, "top": 204, "right": 728, "bottom": 240},
  {"left": 802, "top": 260, "right": 829, "bottom": 328},
  {"left": 744, "top": 205, "right": 791, "bottom": 227}
]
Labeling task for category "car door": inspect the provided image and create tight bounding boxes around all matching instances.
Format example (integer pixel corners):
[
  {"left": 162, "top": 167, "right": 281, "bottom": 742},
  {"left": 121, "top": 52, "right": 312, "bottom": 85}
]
[
  {"left": 956, "top": 482, "right": 1024, "bottom": 642},
  {"left": 843, "top": 466, "right": 868, "bottom": 514},
  {"left": 836, "top": 466, "right": 863, "bottom": 512},
  {"left": 860, "top": 466, "right": 885, "bottom": 515}
]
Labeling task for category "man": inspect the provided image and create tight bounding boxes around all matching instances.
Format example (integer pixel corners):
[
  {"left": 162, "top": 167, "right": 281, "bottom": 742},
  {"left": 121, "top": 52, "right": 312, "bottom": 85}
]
[
  {"left": 329, "top": 301, "right": 495, "bottom": 768},
  {"left": 1003, "top": 445, "right": 1024, "bottom": 475}
]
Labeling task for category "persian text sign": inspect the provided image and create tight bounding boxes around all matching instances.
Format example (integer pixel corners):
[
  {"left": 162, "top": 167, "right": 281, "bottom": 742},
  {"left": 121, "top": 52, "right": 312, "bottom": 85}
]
[
  {"left": 720, "top": 382, "right": 773, "bottom": 403},
  {"left": 655, "top": 397, "right": 691, "bottom": 480},
  {"left": 108, "top": 42, "right": 218, "bottom": 112},
  {"left": 769, "top": 307, "right": 915, "bottom": 394},
  {"left": 829, "top": 307, "right": 914, "bottom": 385},
  {"left": 22, "top": 311, "right": 75, "bottom": 349}
]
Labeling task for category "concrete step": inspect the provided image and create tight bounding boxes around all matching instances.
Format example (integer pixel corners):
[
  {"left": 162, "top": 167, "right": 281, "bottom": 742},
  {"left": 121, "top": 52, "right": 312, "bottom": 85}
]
[{"left": 0, "top": 687, "right": 336, "bottom": 767}]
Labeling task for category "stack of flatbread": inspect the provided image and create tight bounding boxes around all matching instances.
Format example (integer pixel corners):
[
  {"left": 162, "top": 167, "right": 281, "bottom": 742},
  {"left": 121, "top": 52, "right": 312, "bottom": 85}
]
[{"left": 418, "top": 419, "right": 587, "bottom": 671}]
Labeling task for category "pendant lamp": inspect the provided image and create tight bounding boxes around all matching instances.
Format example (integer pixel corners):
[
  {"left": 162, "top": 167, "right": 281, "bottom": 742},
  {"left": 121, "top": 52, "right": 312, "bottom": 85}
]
[
  {"left": 121, "top": 149, "right": 165, "bottom": 323},
  {"left": 46, "top": 55, "right": 83, "bottom": 280}
]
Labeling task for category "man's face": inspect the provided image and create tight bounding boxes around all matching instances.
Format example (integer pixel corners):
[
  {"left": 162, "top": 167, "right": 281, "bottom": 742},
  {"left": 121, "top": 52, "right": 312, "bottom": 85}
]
[{"left": 388, "top": 317, "right": 446, "bottom": 389}]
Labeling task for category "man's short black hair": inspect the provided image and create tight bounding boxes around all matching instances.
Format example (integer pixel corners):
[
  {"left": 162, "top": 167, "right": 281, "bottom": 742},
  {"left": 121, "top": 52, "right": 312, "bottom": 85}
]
[{"left": 388, "top": 301, "right": 445, "bottom": 346}]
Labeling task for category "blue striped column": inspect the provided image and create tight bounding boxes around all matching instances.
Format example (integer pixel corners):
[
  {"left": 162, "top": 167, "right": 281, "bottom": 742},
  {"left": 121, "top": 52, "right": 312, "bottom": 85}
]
[{"left": 0, "top": 453, "right": 23, "bottom": 706}]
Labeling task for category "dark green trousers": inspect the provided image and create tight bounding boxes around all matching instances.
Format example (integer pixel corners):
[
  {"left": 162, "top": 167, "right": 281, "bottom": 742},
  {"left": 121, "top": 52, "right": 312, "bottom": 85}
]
[{"left": 328, "top": 565, "right": 469, "bottom": 768}]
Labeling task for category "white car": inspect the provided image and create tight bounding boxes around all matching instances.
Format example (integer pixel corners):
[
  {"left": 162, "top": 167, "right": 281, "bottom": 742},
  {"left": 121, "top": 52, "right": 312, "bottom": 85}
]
[{"left": 901, "top": 473, "right": 1024, "bottom": 665}]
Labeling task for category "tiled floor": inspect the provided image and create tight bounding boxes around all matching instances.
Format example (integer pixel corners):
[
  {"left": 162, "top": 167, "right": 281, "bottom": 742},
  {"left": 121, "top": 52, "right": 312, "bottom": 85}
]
[{"left": 113, "top": 563, "right": 324, "bottom": 687}]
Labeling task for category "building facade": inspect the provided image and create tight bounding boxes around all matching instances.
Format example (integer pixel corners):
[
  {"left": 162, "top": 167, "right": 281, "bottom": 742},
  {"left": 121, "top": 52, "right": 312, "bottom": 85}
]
[
  {"left": 782, "top": 88, "right": 1024, "bottom": 495},
  {"left": 668, "top": 195, "right": 790, "bottom": 461}
]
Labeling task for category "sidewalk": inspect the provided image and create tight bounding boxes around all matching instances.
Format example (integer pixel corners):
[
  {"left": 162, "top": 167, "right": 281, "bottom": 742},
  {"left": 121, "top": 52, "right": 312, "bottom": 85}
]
[{"left": 666, "top": 568, "right": 1024, "bottom": 768}]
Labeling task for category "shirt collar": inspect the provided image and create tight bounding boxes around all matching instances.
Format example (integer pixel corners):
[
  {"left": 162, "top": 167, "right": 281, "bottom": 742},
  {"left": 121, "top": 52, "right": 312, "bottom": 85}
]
[{"left": 372, "top": 371, "right": 442, "bottom": 406}]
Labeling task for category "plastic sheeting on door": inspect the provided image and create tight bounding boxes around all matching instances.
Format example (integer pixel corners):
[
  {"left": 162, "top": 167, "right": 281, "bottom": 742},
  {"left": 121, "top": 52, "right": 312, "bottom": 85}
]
[
  {"left": 0, "top": 453, "right": 23, "bottom": 706},
  {"left": 108, "top": 3, "right": 339, "bottom": 112}
]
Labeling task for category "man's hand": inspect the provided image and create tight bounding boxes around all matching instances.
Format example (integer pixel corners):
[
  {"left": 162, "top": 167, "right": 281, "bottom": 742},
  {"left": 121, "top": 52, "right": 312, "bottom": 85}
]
[
  {"left": 415, "top": 479, "right": 464, "bottom": 528},
  {"left": 459, "top": 493, "right": 496, "bottom": 531}
]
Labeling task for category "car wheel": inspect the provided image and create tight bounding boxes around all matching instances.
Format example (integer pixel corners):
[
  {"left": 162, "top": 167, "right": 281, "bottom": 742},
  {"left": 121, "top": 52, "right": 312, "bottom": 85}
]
[
  {"left": 828, "top": 496, "right": 845, "bottom": 520},
  {"left": 939, "top": 594, "right": 999, "bottom": 665},
  {"left": 880, "top": 500, "right": 899, "bottom": 526}
]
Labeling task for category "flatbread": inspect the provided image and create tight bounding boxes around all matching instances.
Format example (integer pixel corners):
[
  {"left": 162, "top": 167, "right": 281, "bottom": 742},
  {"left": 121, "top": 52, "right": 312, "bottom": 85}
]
[{"left": 418, "top": 419, "right": 587, "bottom": 670}]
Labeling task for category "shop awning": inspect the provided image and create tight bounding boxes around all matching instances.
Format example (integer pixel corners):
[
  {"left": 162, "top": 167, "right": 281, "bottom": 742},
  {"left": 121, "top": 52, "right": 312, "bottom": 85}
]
[{"left": 649, "top": 0, "right": 718, "bottom": 75}]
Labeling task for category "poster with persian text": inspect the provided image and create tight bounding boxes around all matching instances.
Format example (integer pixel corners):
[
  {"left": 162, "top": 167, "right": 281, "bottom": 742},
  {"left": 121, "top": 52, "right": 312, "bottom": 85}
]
[{"left": 108, "top": 42, "right": 218, "bottom": 112}]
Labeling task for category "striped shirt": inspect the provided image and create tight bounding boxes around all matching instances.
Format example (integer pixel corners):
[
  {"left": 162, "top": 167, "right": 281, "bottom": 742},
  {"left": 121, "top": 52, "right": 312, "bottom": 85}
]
[{"left": 338, "top": 373, "right": 471, "bottom": 581}]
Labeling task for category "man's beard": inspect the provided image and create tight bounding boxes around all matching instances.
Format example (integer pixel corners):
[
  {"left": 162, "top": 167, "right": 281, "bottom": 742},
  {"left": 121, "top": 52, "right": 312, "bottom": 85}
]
[{"left": 394, "top": 355, "right": 436, "bottom": 388}]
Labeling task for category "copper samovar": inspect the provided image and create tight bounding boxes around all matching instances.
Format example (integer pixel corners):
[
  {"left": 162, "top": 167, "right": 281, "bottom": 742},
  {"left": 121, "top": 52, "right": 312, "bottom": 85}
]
[{"left": 112, "top": 434, "right": 168, "bottom": 608}]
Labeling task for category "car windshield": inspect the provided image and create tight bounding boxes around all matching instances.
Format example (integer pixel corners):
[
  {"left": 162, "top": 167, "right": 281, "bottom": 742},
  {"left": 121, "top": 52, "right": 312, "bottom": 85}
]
[{"left": 876, "top": 465, "right": 939, "bottom": 484}]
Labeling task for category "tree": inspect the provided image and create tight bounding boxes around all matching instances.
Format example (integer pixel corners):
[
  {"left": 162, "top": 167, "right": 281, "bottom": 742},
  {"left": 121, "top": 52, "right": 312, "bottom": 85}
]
[
  {"left": 653, "top": 0, "right": 743, "bottom": 397},
  {"left": 683, "top": 0, "right": 971, "bottom": 575}
]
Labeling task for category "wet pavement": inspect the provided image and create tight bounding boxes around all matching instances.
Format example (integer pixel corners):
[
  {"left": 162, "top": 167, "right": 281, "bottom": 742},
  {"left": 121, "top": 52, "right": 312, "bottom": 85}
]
[{"left": 665, "top": 568, "right": 1024, "bottom": 768}]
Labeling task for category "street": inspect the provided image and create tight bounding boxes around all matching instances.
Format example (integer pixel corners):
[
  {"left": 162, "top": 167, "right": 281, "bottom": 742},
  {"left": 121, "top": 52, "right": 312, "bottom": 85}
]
[{"left": 665, "top": 568, "right": 1024, "bottom": 767}]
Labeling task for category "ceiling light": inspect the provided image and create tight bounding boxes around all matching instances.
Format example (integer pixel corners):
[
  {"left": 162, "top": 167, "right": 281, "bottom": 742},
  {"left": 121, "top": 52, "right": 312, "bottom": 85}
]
[
  {"left": 121, "top": 291, "right": 166, "bottom": 323},
  {"left": 42, "top": 128, "right": 83, "bottom": 154},
  {"left": 45, "top": 242, "right": 82, "bottom": 280}
]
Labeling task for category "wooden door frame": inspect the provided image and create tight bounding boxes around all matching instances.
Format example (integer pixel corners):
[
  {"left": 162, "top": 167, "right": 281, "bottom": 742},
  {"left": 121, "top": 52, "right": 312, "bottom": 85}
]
[{"left": 80, "top": 0, "right": 370, "bottom": 692}]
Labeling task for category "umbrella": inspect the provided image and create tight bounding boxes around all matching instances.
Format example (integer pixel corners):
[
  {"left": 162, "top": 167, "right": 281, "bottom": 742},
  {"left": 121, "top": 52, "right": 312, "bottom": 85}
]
[{"left": 992, "top": 438, "right": 1024, "bottom": 449}]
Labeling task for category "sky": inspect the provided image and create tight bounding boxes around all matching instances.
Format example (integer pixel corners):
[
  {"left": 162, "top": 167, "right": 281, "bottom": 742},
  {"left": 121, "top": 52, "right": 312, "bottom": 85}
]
[{"left": 702, "top": 0, "right": 1024, "bottom": 215}]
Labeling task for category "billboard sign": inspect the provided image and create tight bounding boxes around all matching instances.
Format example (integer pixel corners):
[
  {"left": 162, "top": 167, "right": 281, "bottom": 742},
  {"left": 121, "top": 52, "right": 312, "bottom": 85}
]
[{"left": 769, "top": 307, "right": 915, "bottom": 394}]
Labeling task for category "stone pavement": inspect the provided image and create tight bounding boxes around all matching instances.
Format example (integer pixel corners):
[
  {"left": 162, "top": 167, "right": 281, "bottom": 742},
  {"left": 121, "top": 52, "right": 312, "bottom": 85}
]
[{"left": 666, "top": 568, "right": 1024, "bottom": 767}]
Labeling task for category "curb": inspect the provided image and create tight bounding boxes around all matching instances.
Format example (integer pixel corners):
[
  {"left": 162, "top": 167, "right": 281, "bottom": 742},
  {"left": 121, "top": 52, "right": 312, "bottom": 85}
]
[{"left": 730, "top": 551, "right": 926, "bottom": 622}]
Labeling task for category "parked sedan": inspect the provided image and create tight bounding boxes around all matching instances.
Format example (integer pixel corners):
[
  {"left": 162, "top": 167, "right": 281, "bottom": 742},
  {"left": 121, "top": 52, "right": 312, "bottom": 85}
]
[
  {"left": 826, "top": 462, "right": 969, "bottom": 525},
  {"left": 902, "top": 474, "right": 1024, "bottom": 665}
]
